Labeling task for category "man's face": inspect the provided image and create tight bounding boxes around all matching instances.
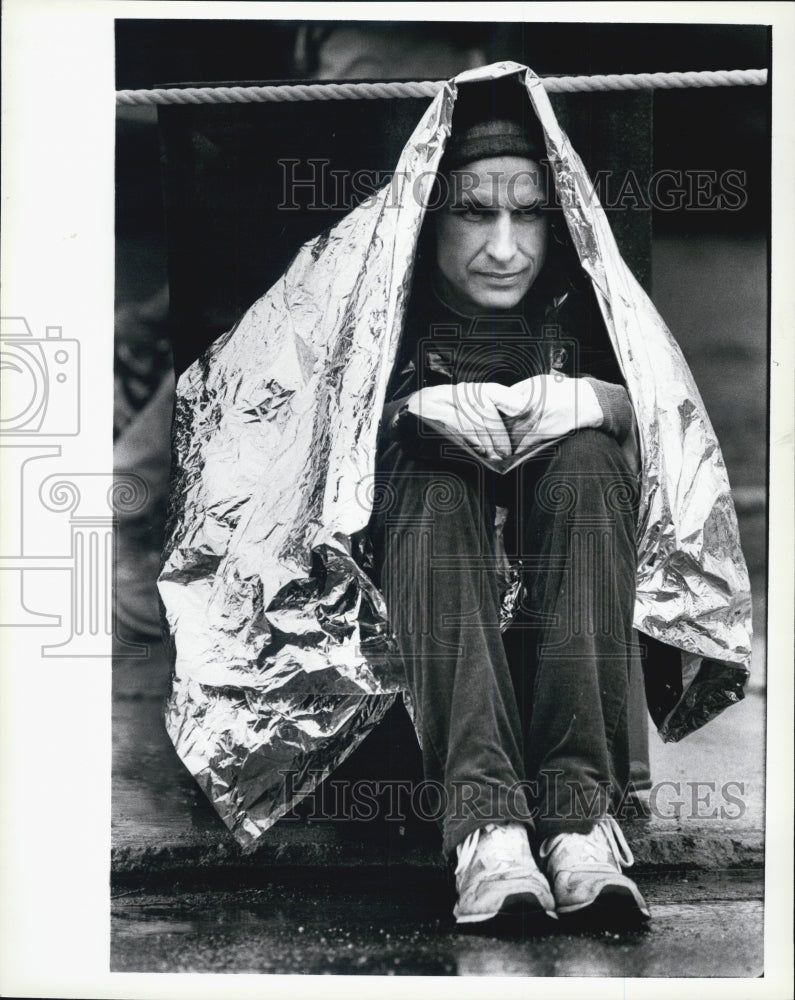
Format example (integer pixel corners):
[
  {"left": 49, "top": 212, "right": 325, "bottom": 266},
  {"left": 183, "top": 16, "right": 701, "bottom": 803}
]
[{"left": 434, "top": 156, "right": 549, "bottom": 315}]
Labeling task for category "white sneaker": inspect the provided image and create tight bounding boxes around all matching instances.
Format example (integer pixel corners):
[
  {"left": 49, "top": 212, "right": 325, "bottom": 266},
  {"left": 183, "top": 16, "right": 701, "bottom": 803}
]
[
  {"left": 453, "top": 822, "right": 557, "bottom": 924},
  {"left": 539, "top": 816, "right": 650, "bottom": 920}
]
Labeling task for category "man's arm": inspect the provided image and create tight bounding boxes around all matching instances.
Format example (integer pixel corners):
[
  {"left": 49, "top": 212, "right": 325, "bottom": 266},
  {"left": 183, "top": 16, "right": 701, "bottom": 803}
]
[
  {"left": 379, "top": 376, "right": 640, "bottom": 474},
  {"left": 501, "top": 374, "right": 640, "bottom": 473},
  {"left": 380, "top": 396, "right": 407, "bottom": 439},
  {"left": 584, "top": 378, "right": 636, "bottom": 444}
]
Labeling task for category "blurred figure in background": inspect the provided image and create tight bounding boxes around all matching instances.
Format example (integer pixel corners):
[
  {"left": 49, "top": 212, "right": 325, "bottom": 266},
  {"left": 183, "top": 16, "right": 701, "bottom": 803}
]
[{"left": 295, "top": 22, "right": 486, "bottom": 79}]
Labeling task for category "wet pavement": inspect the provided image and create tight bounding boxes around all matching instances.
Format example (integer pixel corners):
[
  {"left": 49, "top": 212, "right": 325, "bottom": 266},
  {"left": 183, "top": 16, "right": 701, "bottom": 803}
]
[{"left": 111, "top": 869, "right": 763, "bottom": 976}]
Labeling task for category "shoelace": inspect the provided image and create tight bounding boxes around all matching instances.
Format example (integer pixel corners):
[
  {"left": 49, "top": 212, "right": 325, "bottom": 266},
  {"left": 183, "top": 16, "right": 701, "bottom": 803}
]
[
  {"left": 540, "top": 816, "right": 635, "bottom": 871},
  {"left": 454, "top": 823, "right": 517, "bottom": 877}
]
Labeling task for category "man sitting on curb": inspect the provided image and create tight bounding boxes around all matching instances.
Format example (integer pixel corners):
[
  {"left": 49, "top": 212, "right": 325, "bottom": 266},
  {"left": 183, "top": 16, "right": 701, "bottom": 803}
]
[
  {"left": 370, "top": 78, "right": 649, "bottom": 925},
  {"left": 159, "top": 65, "right": 751, "bottom": 935}
]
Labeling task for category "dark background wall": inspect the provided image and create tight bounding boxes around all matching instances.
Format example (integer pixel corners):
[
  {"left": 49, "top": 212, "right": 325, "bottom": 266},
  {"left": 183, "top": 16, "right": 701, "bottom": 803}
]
[
  {"left": 115, "top": 19, "right": 770, "bottom": 386},
  {"left": 116, "top": 20, "right": 770, "bottom": 238}
]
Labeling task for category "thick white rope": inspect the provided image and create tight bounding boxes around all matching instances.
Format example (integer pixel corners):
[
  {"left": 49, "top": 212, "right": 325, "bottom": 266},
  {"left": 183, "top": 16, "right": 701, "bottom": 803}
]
[{"left": 116, "top": 68, "right": 768, "bottom": 106}]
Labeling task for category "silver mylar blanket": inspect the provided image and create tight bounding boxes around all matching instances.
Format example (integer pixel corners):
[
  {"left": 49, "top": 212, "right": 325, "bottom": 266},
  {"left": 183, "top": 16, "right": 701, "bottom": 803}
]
[{"left": 158, "top": 62, "right": 753, "bottom": 849}]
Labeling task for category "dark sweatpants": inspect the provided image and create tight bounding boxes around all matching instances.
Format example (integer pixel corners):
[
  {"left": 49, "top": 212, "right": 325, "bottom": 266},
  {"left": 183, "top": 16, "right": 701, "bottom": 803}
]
[{"left": 369, "top": 428, "right": 640, "bottom": 858}]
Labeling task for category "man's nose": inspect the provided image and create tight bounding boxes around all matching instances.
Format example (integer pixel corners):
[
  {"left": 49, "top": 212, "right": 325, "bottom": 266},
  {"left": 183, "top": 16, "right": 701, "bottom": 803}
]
[{"left": 485, "top": 214, "right": 518, "bottom": 263}]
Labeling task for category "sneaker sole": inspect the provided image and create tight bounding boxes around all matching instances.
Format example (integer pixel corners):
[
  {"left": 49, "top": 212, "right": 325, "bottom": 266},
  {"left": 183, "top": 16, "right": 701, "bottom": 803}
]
[
  {"left": 556, "top": 884, "right": 651, "bottom": 926},
  {"left": 455, "top": 890, "right": 558, "bottom": 925}
]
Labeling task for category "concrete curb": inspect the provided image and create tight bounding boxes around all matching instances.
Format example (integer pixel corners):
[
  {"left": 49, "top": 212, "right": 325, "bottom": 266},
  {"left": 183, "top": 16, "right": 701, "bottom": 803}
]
[{"left": 111, "top": 822, "right": 764, "bottom": 882}]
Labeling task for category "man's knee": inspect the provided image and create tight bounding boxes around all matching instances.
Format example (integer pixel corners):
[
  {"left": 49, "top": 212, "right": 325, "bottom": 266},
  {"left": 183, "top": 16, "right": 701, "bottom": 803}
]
[
  {"left": 373, "top": 449, "right": 488, "bottom": 522},
  {"left": 550, "top": 428, "right": 629, "bottom": 474},
  {"left": 536, "top": 430, "right": 638, "bottom": 520}
]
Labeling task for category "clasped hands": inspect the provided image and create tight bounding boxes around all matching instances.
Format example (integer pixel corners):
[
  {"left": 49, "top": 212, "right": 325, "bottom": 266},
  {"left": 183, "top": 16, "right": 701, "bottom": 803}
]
[{"left": 405, "top": 374, "right": 635, "bottom": 474}]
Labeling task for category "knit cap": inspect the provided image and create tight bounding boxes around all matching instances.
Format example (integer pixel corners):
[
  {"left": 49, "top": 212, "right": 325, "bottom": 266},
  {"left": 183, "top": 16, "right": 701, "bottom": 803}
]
[{"left": 440, "top": 76, "right": 546, "bottom": 172}]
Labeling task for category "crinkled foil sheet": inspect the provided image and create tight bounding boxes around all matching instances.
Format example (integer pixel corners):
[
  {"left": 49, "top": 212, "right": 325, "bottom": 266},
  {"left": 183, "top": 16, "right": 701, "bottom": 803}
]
[{"left": 159, "top": 62, "right": 752, "bottom": 848}]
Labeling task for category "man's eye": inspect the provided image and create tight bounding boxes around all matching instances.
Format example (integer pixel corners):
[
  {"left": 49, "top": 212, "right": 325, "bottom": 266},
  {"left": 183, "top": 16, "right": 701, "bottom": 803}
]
[
  {"left": 516, "top": 206, "right": 543, "bottom": 220},
  {"left": 451, "top": 205, "right": 488, "bottom": 220}
]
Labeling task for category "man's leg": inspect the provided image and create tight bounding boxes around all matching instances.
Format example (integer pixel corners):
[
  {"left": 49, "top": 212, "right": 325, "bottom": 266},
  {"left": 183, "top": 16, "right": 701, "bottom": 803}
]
[
  {"left": 501, "top": 428, "right": 649, "bottom": 919},
  {"left": 369, "top": 439, "right": 532, "bottom": 857},
  {"left": 501, "top": 428, "right": 638, "bottom": 833}
]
